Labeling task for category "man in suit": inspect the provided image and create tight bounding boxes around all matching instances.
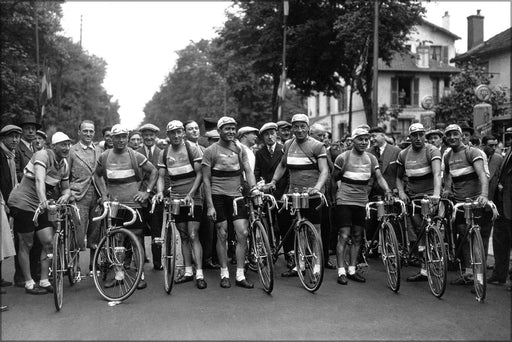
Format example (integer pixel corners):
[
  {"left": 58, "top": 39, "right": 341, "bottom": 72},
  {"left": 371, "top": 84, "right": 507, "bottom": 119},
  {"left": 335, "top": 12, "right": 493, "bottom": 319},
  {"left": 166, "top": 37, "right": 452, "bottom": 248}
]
[
  {"left": 254, "top": 122, "right": 293, "bottom": 268},
  {"left": 69, "top": 120, "right": 102, "bottom": 275},
  {"left": 489, "top": 128, "right": 512, "bottom": 287},
  {"left": 137, "top": 123, "right": 164, "bottom": 270},
  {"left": 13, "top": 113, "right": 42, "bottom": 286}
]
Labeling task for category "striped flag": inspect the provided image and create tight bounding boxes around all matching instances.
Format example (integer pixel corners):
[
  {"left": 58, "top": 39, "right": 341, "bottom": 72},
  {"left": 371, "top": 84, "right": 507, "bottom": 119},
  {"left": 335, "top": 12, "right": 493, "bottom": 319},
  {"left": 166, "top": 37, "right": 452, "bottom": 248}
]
[{"left": 40, "top": 66, "right": 52, "bottom": 118}]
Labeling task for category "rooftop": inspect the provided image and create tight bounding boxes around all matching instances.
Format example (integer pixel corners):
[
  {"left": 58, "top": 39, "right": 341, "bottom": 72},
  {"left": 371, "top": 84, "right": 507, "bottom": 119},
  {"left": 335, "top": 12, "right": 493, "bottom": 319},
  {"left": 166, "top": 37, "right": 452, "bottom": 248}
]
[
  {"left": 452, "top": 28, "right": 512, "bottom": 62},
  {"left": 379, "top": 52, "right": 460, "bottom": 73}
]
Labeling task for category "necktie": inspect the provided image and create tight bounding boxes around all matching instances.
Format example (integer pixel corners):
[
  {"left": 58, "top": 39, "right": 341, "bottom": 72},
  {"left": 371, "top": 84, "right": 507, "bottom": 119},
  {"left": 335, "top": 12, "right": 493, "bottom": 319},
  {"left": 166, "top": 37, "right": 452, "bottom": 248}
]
[
  {"left": 148, "top": 147, "right": 153, "bottom": 161},
  {"left": 375, "top": 146, "right": 381, "bottom": 159}
]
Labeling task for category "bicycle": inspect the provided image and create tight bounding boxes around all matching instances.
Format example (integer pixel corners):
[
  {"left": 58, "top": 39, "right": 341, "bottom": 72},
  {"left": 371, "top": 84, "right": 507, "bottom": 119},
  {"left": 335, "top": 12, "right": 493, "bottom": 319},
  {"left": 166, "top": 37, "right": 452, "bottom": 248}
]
[
  {"left": 365, "top": 197, "right": 406, "bottom": 293},
  {"left": 151, "top": 196, "right": 191, "bottom": 294},
  {"left": 91, "top": 200, "right": 144, "bottom": 302},
  {"left": 33, "top": 200, "right": 82, "bottom": 311},
  {"left": 405, "top": 195, "right": 448, "bottom": 298},
  {"left": 272, "top": 189, "right": 327, "bottom": 293},
  {"left": 233, "top": 191, "right": 277, "bottom": 293},
  {"left": 450, "top": 199, "right": 498, "bottom": 302}
]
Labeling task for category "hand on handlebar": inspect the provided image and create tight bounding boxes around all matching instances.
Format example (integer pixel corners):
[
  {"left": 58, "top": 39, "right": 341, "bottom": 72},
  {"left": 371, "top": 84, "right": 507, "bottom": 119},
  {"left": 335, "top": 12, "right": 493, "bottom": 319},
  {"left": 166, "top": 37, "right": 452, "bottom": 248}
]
[
  {"left": 397, "top": 190, "right": 409, "bottom": 204},
  {"left": 307, "top": 187, "right": 320, "bottom": 196},
  {"left": 262, "top": 183, "right": 276, "bottom": 193},
  {"left": 154, "top": 192, "right": 164, "bottom": 203},
  {"left": 56, "top": 193, "right": 71, "bottom": 205},
  {"left": 133, "top": 191, "right": 149, "bottom": 203},
  {"left": 430, "top": 195, "right": 440, "bottom": 205},
  {"left": 384, "top": 191, "right": 394, "bottom": 203},
  {"left": 476, "top": 195, "right": 488, "bottom": 207},
  {"left": 184, "top": 193, "right": 194, "bottom": 206}
]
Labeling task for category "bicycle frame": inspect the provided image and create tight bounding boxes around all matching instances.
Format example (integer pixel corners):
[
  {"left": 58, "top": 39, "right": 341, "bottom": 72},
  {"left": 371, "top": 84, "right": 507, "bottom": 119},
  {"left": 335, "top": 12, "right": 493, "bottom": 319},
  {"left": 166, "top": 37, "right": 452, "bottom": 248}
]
[{"left": 365, "top": 198, "right": 406, "bottom": 255}]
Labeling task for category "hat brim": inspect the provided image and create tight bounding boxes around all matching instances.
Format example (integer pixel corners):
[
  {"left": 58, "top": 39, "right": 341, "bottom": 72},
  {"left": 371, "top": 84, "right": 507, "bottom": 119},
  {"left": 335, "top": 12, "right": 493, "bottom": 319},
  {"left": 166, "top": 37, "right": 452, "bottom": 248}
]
[{"left": 21, "top": 121, "right": 42, "bottom": 129}]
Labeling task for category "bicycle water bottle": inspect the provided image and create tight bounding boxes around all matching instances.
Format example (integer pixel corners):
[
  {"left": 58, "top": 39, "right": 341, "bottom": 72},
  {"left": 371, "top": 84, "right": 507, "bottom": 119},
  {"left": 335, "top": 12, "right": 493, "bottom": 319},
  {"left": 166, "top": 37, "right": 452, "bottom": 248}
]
[
  {"left": 47, "top": 203, "right": 58, "bottom": 222},
  {"left": 300, "top": 187, "right": 309, "bottom": 209},
  {"left": 376, "top": 196, "right": 385, "bottom": 219},
  {"left": 292, "top": 188, "right": 301, "bottom": 209},
  {"left": 110, "top": 199, "right": 120, "bottom": 218},
  {"left": 463, "top": 198, "right": 472, "bottom": 219},
  {"left": 421, "top": 196, "right": 430, "bottom": 216}
]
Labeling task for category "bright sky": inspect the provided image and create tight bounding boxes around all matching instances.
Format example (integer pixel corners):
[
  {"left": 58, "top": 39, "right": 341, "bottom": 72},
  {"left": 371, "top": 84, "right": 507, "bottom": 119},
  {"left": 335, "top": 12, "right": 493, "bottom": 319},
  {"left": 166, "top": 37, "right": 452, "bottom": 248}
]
[{"left": 60, "top": 1, "right": 511, "bottom": 129}]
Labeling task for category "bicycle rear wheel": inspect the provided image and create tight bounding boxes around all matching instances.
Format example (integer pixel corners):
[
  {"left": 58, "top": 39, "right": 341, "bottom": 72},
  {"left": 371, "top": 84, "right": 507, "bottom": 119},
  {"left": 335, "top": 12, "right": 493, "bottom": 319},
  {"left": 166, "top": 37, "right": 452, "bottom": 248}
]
[
  {"left": 470, "top": 226, "right": 486, "bottom": 302},
  {"left": 380, "top": 221, "right": 401, "bottom": 293},
  {"left": 425, "top": 220, "right": 447, "bottom": 298},
  {"left": 52, "top": 233, "right": 65, "bottom": 311},
  {"left": 162, "top": 222, "right": 177, "bottom": 294},
  {"left": 92, "top": 228, "right": 143, "bottom": 302},
  {"left": 252, "top": 220, "right": 274, "bottom": 293},
  {"left": 294, "top": 221, "right": 324, "bottom": 293},
  {"left": 67, "top": 221, "right": 81, "bottom": 286}
]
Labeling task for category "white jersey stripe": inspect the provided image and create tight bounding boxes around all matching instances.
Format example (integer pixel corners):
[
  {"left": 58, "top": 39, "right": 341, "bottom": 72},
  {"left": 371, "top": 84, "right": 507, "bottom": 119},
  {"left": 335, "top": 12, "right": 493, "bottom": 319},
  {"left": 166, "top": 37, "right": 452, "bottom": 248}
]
[
  {"left": 450, "top": 165, "right": 475, "bottom": 178},
  {"left": 106, "top": 168, "right": 136, "bottom": 179},
  {"left": 287, "top": 156, "right": 314, "bottom": 165},
  {"left": 406, "top": 166, "right": 432, "bottom": 177},
  {"left": 343, "top": 170, "right": 371, "bottom": 181},
  {"left": 167, "top": 164, "right": 194, "bottom": 175}
]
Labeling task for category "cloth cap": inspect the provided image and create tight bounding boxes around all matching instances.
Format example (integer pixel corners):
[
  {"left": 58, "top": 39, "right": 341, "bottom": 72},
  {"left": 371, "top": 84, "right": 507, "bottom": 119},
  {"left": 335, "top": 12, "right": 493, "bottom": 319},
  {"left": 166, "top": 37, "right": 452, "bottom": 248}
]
[
  {"left": 36, "top": 130, "right": 47, "bottom": 139},
  {"left": 111, "top": 124, "right": 130, "bottom": 136},
  {"left": 459, "top": 123, "right": 475, "bottom": 135},
  {"left": 205, "top": 129, "right": 220, "bottom": 139},
  {"left": 425, "top": 129, "right": 443, "bottom": 139},
  {"left": 276, "top": 121, "right": 292, "bottom": 129},
  {"left": 51, "top": 132, "right": 71, "bottom": 145},
  {"left": 409, "top": 123, "right": 426, "bottom": 134},
  {"left": 351, "top": 127, "right": 370, "bottom": 139},
  {"left": 356, "top": 124, "right": 371, "bottom": 130},
  {"left": 166, "top": 120, "right": 184, "bottom": 132},
  {"left": 238, "top": 126, "right": 258, "bottom": 137},
  {"left": 369, "top": 126, "right": 385, "bottom": 134},
  {"left": 0, "top": 124, "right": 23, "bottom": 136},
  {"left": 291, "top": 114, "right": 309, "bottom": 125},
  {"left": 505, "top": 127, "right": 512, "bottom": 135},
  {"left": 259, "top": 122, "right": 278, "bottom": 135},
  {"left": 444, "top": 124, "right": 462, "bottom": 134},
  {"left": 138, "top": 123, "right": 160, "bottom": 133},
  {"left": 217, "top": 116, "right": 237, "bottom": 129}
]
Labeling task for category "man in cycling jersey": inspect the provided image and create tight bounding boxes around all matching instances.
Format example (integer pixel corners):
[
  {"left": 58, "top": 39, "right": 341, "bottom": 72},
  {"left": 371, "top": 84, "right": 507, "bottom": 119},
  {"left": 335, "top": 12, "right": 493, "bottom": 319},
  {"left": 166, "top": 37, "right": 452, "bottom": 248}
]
[{"left": 396, "top": 123, "right": 442, "bottom": 282}]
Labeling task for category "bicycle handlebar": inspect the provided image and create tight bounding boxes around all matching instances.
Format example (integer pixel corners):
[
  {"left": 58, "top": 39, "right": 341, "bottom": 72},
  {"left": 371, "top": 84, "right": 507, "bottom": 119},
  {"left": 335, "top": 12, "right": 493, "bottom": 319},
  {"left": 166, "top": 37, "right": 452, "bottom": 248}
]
[
  {"left": 92, "top": 201, "right": 138, "bottom": 227},
  {"left": 451, "top": 200, "right": 499, "bottom": 223},
  {"left": 32, "top": 201, "right": 81, "bottom": 227},
  {"left": 278, "top": 191, "right": 328, "bottom": 214},
  {"left": 365, "top": 197, "right": 406, "bottom": 220}
]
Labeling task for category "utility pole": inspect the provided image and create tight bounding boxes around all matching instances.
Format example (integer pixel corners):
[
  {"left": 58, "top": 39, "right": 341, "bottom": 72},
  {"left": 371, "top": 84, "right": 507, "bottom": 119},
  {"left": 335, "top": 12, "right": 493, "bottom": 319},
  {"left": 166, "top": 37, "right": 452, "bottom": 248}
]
[
  {"left": 34, "top": 2, "right": 41, "bottom": 122},
  {"left": 80, "top": 15, "right": 83, "bottom": 47},
  {"left": 372, "top": 0, "right": 379, "bottom": 127}
]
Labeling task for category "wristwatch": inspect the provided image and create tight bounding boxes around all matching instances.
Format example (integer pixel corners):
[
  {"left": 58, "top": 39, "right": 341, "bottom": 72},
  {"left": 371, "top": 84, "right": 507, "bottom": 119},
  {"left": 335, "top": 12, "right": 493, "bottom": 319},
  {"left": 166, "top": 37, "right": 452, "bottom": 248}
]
[{"left": 146, "top": 188, "right": 151, "bottom": 193}]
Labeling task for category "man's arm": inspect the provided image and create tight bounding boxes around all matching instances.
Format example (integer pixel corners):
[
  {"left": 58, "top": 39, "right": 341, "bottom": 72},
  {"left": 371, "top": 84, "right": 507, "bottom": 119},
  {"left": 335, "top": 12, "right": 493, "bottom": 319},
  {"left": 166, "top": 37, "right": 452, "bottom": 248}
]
[
  {"left": 473, "top": 159, "right": 489, "bottom": 206},
  {"left": 187, "top": 161, "right": 203, "bottom": 201},
  {"left": 202, "top": 164, "right": 216, "bottom": 222},
  {"left": 431, "top": 159, "right": 442, "bottom": 198},
  {"left": 134, "top": 161, "right": 157, "bottom": 203},
  {"left": 34, "top": 163, "right": 48, "bottom": 208},
  {"left": 155, "top": 168, "right": 166, "bottom": 202},
  {"left": 56, "top": 180, "right": 71, "bottom": 204},
  {"left": 375, "top": 168, "right": 392, "bottom": 200},
  {"left": 395, "top": 164, "right": 408, "bottom": 203},
  {"left": 311, "top": 157, "right": 328, "bottom": 194},
  {"left": 94, "top": 165, "right": 108, "bottom": 201}
]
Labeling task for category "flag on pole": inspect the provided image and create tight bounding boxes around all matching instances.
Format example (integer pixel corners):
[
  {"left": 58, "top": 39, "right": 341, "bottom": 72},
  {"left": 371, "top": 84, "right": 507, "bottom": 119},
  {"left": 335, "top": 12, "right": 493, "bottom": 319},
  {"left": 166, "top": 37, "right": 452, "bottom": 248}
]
[
  {"left": 40, "top": 66, "right": 52, "bottom": 118},
  {"left": 284, "top": 0, "right": 289, "bottom": 16}
]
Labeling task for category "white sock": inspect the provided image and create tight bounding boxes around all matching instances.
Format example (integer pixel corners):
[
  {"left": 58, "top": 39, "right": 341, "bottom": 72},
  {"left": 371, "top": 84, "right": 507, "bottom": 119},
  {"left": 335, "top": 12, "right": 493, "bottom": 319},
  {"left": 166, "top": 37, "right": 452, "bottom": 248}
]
[
  {"left": 236, "top": 268, "right": 245, "bottom": 282},
  {"left": 196, "top": 269, "right": 204, "bottom": 280},
  {"left": 141, "top": 272, "right": 145, "bottom": 281},
  {"left": 338, "top": 267, "right": 346, "bottom": 276},
  {"left": 348, "top": 266, "right": 356, "bottom": 275},
  {"left": 184, "top": 266, "right": 193, "bottom": 277},
  {"left": 220, "top": 267, "right": 229, "bottom": 279},
  {"left": 25, "top": 279, "right": 35, "bottom": 289},
  {"left": 39, "top": 279, "right": 51, "bottom": 287},
  {"left": 420, "top": 269, "right": 427, "bottom": 276}
]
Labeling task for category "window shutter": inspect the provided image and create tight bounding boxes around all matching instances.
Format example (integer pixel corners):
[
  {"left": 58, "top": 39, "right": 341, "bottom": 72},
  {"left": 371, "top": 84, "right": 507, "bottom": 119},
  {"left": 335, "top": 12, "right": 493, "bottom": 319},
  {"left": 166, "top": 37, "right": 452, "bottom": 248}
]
[
  {"left": 442, "top": 46, "right": 448, "bottom": 64},
  {"left": 432, "top": 78, "right": 439, "bottom": 104},
  {"left": 391, "top": 77, "right": 398, "bottom": 106},
  {"left": 413, "top": 78, "right": 419, "bottom": 106}
]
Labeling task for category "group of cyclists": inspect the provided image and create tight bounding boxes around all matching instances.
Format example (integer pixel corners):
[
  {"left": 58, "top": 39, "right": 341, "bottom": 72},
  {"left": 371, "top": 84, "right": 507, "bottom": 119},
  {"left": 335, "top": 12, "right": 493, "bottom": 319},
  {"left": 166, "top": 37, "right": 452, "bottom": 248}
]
[{"left": 1, "top": 111, "right": 511, "bottom": 311}]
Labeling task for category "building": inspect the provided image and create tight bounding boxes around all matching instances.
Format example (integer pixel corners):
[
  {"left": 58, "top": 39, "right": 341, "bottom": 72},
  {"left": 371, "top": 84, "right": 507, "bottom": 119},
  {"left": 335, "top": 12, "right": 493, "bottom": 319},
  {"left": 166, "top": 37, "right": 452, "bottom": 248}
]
[{"left": 308, "top": 13, "right": 461, "bottom": 141}]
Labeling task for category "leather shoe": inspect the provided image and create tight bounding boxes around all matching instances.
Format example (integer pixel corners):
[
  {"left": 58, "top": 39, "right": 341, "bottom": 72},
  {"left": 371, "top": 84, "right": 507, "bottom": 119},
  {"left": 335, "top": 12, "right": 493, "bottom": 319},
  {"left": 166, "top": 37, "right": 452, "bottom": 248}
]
[
  {"left": 196, "top": 278, "right": 207, "bottom": 289},
  {"left": 406, "top": 272, "right": 428, "bottom": 282},
  {"left": 347, "top": 272, "right": 366, "bottom": 283},
  {"left": 137, "top": 279, "right": 147, "bottom": 290},
  {"left": 281, "top": 269, "right": 298, "bottom": 277},
  {"left": 487, "top": 275, "right": 506, "bottom": 285},
  {"left": 40, "top": 284, "right": 53, "bottom": 293},
  {"left": 153, "top": 264, "right": 163, "bottom": 271},
  {"left": 25, "top": 285, "right": 47, "bottom": 295},
  {"left": 220, "top": 277, "right": 231, "bottom": 288},
  {"left": 0, "top": 279, "right": 12, "bottom": 287},
  {"left": 235, "top": 278, "right": 254, "bottom": 289},
  {"left": 204, "top": 259, "right": 221, "bottom": 269},
  {"left": 325, "top": 261, "right": 336, "bottom": 270},
  {"left": 104, "top": 279, "right": 124, "bottom": 288},
  {"left": 337, "top": 274, "right": 348, "bottom": 285},
  {"left": 175, "top": 274, "right": 194, "bottom": 284}
]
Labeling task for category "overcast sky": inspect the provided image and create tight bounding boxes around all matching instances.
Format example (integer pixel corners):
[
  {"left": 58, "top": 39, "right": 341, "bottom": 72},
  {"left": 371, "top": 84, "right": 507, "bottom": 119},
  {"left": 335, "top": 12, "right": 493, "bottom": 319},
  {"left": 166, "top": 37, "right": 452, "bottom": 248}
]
[{"left": 60, "top": 1, "right": 511, "bottom": 129}]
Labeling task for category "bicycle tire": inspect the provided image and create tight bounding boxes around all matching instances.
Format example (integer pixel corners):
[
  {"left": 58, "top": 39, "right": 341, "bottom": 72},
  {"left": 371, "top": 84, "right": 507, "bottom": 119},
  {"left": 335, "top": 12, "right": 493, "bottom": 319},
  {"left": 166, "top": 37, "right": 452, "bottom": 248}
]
[
  {"left": 294, "top": 220, "right": 324, "bottom": 293},
  {"left": 470, "top": 226, "right": 486, "bottom": 302},
  {"left": 52, "top": 233, "right": 65, "bottom": 311},
  {"left": 162, "top": 222, "right": 177, "bottom": 294},
  {"left": 425, "top": 220, "right": 447, "bottom": 298},
  {"left": 247, "top": 236, "right": 258, "bottom": 272},
  {"left": 380, "top": 221, "right": 401, "bottom": 293},
  {"left": 92, "top": 228, "right": 143, "bottom": 302},
  {"left": 67, "top": 219, "right": 80, "bottom": 286},
  {"left": 252, "top": 220, "right": 274, "bottom": 293}
]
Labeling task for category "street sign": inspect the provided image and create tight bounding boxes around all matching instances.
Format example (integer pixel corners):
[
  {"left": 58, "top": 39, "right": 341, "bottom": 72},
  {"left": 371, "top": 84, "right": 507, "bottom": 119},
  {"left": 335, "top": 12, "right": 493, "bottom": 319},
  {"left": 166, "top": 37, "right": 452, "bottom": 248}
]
[
  {"left": 421, "top": 95, "right": 434, "bottom": 110},
  {"left": 475, "top": 84, "right": 491, "bottom": 102}
]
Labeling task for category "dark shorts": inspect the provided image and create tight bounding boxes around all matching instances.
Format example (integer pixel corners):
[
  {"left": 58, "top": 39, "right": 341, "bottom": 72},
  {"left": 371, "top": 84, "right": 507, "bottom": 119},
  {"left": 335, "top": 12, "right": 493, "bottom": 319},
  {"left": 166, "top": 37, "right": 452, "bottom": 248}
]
[
  {"left": 11, "top": 207, "right": 52, "bottom": 234},
  {"left": 111, "top": 208, "right": 145, "bottom": 236},
  {"left": 301, "top": 197, "right": 322, "bottom": 225},
  {"left": 334, "top": 204, "right": 366, "bottom": 228},
  {"left": 212, "top": 194, "right": 248, "bottom": 223},
  {"left": 174, "top": 205, "right": 203, "bottom": 224}
]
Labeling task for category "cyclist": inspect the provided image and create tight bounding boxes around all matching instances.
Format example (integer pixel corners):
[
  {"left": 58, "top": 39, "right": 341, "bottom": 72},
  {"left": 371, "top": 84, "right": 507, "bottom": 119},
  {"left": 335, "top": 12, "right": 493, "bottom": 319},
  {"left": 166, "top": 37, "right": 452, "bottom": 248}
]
[
  {"left": 8, "top": 132, "right": 73, "bottom": 295},
  {"left": 94, "top": 124, "right": 158, "bottom": 290},
  {"left": 442, "top": 124, "right": 490, "bottom": 286},
  {"left": 395, "top": 123, "right": 442, "bottom": 282},
  {"left": 202, "top": 116, "right": 258, "bottom": 289},
  {"left": 155, "top": 120, "right": 206, "bottom": 289},
  {"left": 333, "top": 127, "right": 392, "bottom": 285},
  {"left": 267, "top": 113, "right": 329, "bottom": 277}
]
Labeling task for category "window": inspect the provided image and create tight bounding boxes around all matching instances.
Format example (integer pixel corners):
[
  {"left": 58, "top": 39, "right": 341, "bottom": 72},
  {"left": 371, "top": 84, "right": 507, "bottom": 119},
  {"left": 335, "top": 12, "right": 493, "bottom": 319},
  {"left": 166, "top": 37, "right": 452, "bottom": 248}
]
[
  {"left": 429, "top": 45, "right": 449, "bottom": 64},
  {"left": 315, "top": 94, "right": 320, "bottom": 117},
  {"left": 337, "top": 88, "right": 347, "bottom": 112},
  {"left": 397, "top": 119, "right": 412, "bottom": 136},
  {"left": 432, "top": 77, "right": 451, "bottom": 103},
  {"left": 432, "top": 78, "right": 439, "bottom": 104},
  {"left": 391, "top": 77, "right": 419, "bottom": 107},
  {"left": 326, "top": 95, "right": 331, "bottom": 114}
]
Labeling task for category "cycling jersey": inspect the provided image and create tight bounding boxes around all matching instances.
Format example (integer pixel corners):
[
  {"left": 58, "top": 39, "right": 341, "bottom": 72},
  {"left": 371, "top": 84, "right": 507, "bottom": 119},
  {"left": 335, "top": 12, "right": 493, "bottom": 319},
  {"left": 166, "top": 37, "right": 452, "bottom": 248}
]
[
  {"left": 396, "top": 143, "right": 441, "bottom": 196},
  {"left": 8, "top": 149, "right": 69, "bottom": 212},
  {"left": 443, "top": 145, "right": 483, "bottom": 202}
]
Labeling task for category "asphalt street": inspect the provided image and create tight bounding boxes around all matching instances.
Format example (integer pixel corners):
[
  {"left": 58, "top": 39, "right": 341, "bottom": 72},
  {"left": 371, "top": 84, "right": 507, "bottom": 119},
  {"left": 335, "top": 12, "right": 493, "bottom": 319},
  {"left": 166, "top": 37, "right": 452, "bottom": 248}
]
[{"left": 1, "top": 246, "right": 510, "bottom": 341}]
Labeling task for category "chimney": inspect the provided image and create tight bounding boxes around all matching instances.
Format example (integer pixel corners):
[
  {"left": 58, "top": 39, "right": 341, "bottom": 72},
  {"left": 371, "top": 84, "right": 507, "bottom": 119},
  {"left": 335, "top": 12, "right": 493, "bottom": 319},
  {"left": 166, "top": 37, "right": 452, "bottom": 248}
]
[
  {"left": 442, "top": 11, "right": 450, "bottom": 30},
  {"left": 467, "top": 9, "right": 484, "bottom": 50}
]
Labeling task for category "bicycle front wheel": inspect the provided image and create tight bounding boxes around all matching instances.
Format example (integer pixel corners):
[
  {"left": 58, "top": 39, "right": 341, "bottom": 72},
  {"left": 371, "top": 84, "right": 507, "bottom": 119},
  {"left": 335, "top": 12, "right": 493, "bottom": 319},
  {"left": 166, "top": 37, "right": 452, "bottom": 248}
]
[
  {"left": 294, "top": 221, "right": 324, "bottom": 293},
  {"left": 380, "top": 221, "right": 401, "bottom": 293},
  {"left": 470, "top": 226, "right": 486, "bottom": 302},
  {"left": 52, "top": 233, "right": 65, "bottom": 311},
  {"left": 92, "top": 228, "right": 143, "bottom": 302},
  {"left": 162, "top": 222, "right": 177, "bottom": 294},
  {"left": 66, "top": 221, "right": 81, "bottom": 286},
  {"left": 425, "top": 220, "right": 447, "bottom": 298},
  {"left": 252, "top": 220, "right": 274, "bottom": 293}
]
